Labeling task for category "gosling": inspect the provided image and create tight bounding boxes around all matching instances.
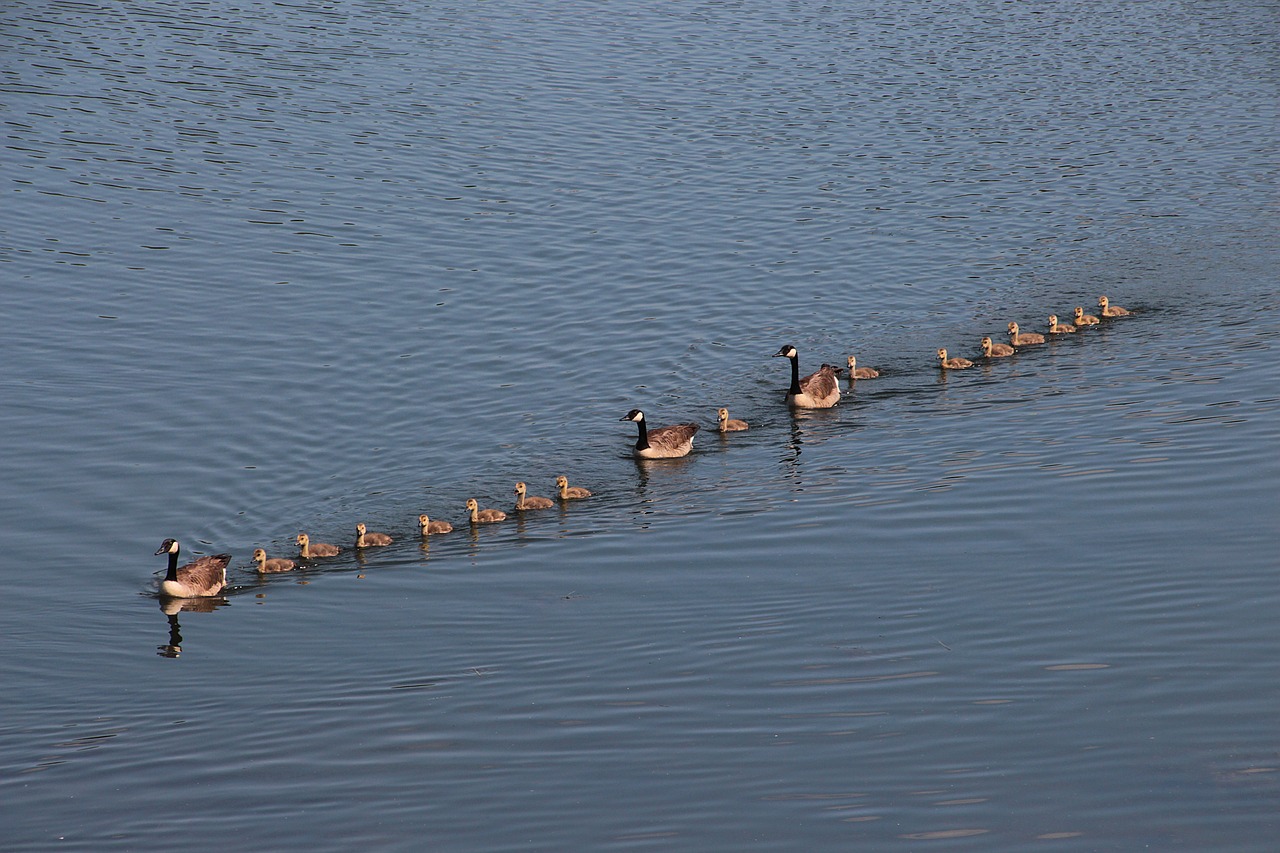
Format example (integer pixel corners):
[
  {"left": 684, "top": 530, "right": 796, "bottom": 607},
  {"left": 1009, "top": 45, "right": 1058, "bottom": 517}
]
[
  {"left": 252, "top": 548, "right": 296, "bottom": 574},
  {"left": 981, "top": 336, "right": 1015, "bottom": 358},
  {"left": 466, "top": 498, "right": 506, "bottom": 524},
  {"left": 1074, "top": 305, "right": 1101, "bottom": 326},
  {"left": 1008, "top": 321, "right": 1045, "bottom": 346},
  {"left": 1048, "top": 314, "right": 1077, "bottom": 334},
  {"left": 937, "top": 348, "right": 974, "bottom": 370},
  {"left": 1099, "top": 295, "right": 1131, "bottom": 317},
  {"left": 555, "top": 475, "right": 592, "bottom": 500},
  {"left": 716, "top": 407, "right": 749, "bottom": 433},
  {"left": 296, "top": 532, "right": 340, "bottom": 558},
  {"left": 846, "top": 355, "right": 880, "bottom": 380},
  {"left": 514, "top": 481, "right": 554, "bottom": 511},
  {"left": 154, "top": 538, "right": 229, "bottom": 598},
  {"left": 418, "top": 514, "right": 453, "bottom": 536},
  {"left": 355, "top": 522, "right": 393, "bottom": 547}
]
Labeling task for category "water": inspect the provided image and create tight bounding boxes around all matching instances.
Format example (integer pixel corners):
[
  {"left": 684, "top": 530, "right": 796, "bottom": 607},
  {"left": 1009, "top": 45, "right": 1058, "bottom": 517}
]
[{"left": 2, "top": 0, "right": 1277, "bottom": 849}]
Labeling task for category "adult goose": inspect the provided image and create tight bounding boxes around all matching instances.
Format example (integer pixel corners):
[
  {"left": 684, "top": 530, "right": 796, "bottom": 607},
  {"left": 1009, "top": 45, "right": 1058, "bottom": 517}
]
[
  {"left": 773, "top": 344, "right": 840, "bottom": 408},
  {"left": 154, "top": 538, "right": 229, "bottom": 598},
  {"left": 621, "top": 409, "right": 698, "bottom": 459}
]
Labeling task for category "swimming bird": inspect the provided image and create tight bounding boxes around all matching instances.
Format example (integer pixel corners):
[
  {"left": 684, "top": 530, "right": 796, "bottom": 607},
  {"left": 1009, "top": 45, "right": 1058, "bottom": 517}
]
[
  {"left": 555, "top": 475, "right": 592, "bottom": 500},
  {"left": 716, "top": 407, "right": 749, "bottom": 432},
  {"left": 1074, "top": 305, "right": 1101, "bottom": 326},
  {"left": 1008, "top": 322, "right": 1045, "bottom": 346},
  {"left": 514, "top": 481, "right": 554, "bottom": 510},
  {"left": 981, "top": 336, "right": 1015, "bottom": 357},
  {"left": 418, "top": 514, "right": 453, "bottom": 535},
  {"left": 1099, "top": 295, "right": 1131, "bottom": 317},
  {"left": 466, "top": 498, "right": 507, "bottom": 524},
  {"left": 1048, "top": 314, "right": 1077, "bottom": 334},
  {"left": 773, "top": 345, "right": 841, "bottom": 408},
  {"left": 937, "top": 348, "right": 974, "bottom": 370},
  {"left": 846, "top": 355, "right": 880, "bottom": 380},
  {"left": 620, "top": 409, "right": 699, "bottom": 459},
  {"left": 252, "top": 548, "right": 296, "bottom": 574},
  {"left": 154, "top": 538, "right": 229, "bottom": 598},
  {"left": 355, "top": 522, "right": 393, "bottom": 547},
  {"left": 296, "top": 532, "right": 340, "bottom": 558}
]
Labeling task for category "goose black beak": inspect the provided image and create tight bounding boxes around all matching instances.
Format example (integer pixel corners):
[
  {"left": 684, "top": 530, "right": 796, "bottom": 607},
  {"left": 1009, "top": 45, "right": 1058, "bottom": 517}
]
[{"left": 154, "top": 546, "right": 167, "bottom": 555}]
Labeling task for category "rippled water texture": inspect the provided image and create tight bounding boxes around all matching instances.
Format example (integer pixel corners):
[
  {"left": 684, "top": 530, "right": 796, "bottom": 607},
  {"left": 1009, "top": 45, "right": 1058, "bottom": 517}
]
[{"left": 2, "top": 1, "right": 1277, "bottom": 850}]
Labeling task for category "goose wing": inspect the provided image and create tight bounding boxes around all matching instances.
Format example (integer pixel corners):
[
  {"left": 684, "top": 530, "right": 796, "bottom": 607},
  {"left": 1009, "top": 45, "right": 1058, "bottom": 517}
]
[
  {"left": 179, "top": 554, "right": 230, "bottom": 594},
  {"left": 647, "top": 422, "right": 699, "bottom": 450},
  {"left": 799, "top": 366, "right": 839, "bottom": 402}
]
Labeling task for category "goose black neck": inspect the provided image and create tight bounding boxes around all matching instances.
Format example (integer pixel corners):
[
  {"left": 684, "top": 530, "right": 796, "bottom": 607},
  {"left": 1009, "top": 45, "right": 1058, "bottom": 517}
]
[
  {"left": 165, "top": 550, "right": 179, "bottom": 581},
  {"left": 787, "top": 354, "right": 802, "bottom": 395},
  {"left": 633, "top": 415, "right": 650, "bottom": 450}
]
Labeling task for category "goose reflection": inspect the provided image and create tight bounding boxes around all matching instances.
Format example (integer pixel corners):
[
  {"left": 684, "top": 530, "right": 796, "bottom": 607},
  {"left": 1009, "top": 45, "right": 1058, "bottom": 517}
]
[{"left": 156, "top": 594, "right": 228, "bottom": 658}]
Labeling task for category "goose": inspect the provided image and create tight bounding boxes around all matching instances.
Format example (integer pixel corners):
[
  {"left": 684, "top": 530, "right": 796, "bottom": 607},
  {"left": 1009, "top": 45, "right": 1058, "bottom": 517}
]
[
  {"left": 981, "top": 336, "right": 1015, "bottom": 357},
  {"left": 846, "top": 355, "right": 880, "bottom": 380},
  {"left": 466, "top": 498, "right": 506, "bottom": 524},
  {"left": 555, "top": 475, "right": 592, "bottom": 500},
  {"left": 620, "top": 409, "right": 699, "bottom": 459},
  {"left": 773, "top": 345, "right": 841, "bottom": 408},
  {"left": 1099, "top": 295, "right": 1131, "bottom": 317},
  {"left": 418, "top": 514, "right": 453, "bottom": 535},
  {"left": 154, "top": 538, "right": 229, "bottom": 598},
  {"left": 355, "top": 522, "right": 393, "bottom": 547},
  {"left": 252, "top": 548, "right": 296, "bottom": 574},
  {"left": 1048, "top": 314, "right": 1077, "bottom": 334},
  {"left": 1074, "top": 305, "right": 1101, "bottom": 326},
  {"left": 937, "top": 348, "right": 973, "bottom": 370},
  {"left": 716, "top": 407, "right": 749, "bottom": 433},
  {"left": 514, "top": 481, "right": 554, "bottom": 510},
  {"left": 1008, "top": 322, "right": 1045, "bottom": 346},
  {"left": 296, "top": 532, "right": 340, "bottom": 558}
]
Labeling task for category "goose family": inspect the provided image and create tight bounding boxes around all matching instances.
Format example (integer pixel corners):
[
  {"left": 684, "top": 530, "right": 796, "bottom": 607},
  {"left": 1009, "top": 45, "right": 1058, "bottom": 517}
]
[{"left": 153, "top": 295, "right": 1133, "bottom": 597}]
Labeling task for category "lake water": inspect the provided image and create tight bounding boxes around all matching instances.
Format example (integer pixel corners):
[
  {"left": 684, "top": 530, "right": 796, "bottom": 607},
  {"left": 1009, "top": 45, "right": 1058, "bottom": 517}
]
[{"left": 2, "top": 0, "right": 1277, "bottom": 849}]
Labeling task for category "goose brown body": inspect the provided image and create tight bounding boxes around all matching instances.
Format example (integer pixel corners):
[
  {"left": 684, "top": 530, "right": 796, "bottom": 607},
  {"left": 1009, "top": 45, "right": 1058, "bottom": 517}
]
[
  {"left": 296, "top": 533, "right": 340, "bottom": 558},
  {"left": 1074, "top": 306, "right": 1101, "bottom": 326},
  {"left": 846, "top": 355, "right": 880, "bottom": 380},
  {"left": 1099, "top": 295, "right": 1130, "bottom": 317},
  {"left": 621, "top": 409, "right": 698, "bottom": 459},
  {"left": 355, "top": 522, "right": 393, "bottom": 547},
  {"left": 981, "top": 336, "right": 1015, "bottom": 357},
  {"left": 418, "top": 514, "right": 453, "bottom": 535},
  {"left": 466, "top": 498, "right": 506, "bottom": 524},
  {"left": 155, "top": 538, "right": 229, "bottom": 598},
  {"left": 252, "top": 548, "right": 296, "bottom": 574},
  {"left": 1008, "top": 322, "right": 1045, "bottom": 346},
  {"left": 514, "top": 481, "right": 554, "bottom": 510},
  {"left": 937, "top": 348, "right": 974, "bottom": 370},
  {"left": 716, "top": 407, "right": 749, "bottom": 432},
  {"left": 1048, "top": 315, "right": 1077, "bottom": 334},
  {"left": 774, "top": 345, "right": 841, "bottom": 408},
  {"left": 555, "top": 475, "right": 592, "bottom": 500}
]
